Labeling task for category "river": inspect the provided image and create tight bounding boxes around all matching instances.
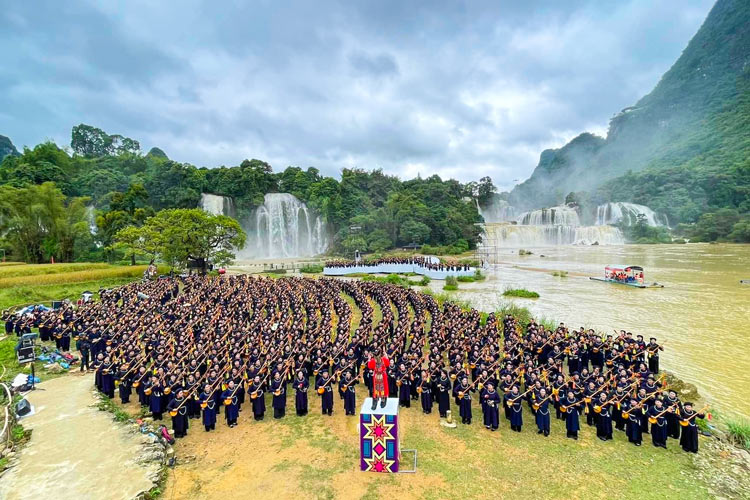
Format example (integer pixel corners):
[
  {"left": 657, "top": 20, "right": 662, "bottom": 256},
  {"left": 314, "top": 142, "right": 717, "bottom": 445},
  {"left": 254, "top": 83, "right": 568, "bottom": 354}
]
[{"left": 428, "top": 243, "right": 750, "bottom": 418}]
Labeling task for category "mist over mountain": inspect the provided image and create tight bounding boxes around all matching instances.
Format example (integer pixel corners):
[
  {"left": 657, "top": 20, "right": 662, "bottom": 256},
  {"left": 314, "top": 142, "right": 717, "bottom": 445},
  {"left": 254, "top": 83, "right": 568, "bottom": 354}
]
[{"left": 508, "top": 0, "right": 749, "bottom": 227}]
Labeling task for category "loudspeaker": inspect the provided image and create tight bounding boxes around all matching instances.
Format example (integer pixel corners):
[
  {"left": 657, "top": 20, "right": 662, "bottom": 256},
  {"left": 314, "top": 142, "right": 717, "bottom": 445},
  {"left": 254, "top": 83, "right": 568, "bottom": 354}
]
[
  {"left": 17, "top": 345, "right": 35, "bottom": 363},
  {"left": 16, "top": 398, "right": 31, "bottom": 417}
]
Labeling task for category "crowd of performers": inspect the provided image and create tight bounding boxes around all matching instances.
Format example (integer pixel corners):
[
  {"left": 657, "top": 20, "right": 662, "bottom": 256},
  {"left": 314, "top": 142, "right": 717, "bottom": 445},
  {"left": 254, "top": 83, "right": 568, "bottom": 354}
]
[
  {"left": 324, "top": 256, "right": 472, "bottom": 272},
  {"left": 16, "top": 274, "right": 705, "bottom": 452}
]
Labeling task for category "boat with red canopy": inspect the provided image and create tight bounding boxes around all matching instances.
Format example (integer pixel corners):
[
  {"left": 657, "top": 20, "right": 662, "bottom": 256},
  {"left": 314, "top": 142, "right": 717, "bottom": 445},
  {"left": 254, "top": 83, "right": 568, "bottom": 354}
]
[{"left": 589, "top": 264, "right": 664, "bottom": 288}]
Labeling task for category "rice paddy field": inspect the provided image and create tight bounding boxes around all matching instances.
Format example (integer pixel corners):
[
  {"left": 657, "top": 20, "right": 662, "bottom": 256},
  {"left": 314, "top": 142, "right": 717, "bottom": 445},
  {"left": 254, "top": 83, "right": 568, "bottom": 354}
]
[{"left": 0, "top": 263, "right": 167, "bottom": 311}]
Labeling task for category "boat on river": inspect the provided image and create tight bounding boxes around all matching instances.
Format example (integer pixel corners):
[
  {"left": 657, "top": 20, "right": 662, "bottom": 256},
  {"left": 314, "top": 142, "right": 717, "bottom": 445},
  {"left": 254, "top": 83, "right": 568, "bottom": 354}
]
[{"left": 589, "top": 264, "right": 664, "bottom": 288}]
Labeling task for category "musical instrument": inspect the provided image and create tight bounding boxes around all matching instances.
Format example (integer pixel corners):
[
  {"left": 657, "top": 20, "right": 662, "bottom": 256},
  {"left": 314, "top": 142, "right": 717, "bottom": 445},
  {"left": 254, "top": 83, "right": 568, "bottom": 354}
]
[{"left": 679, "top": 405, "right": 709, "bottom": 426}]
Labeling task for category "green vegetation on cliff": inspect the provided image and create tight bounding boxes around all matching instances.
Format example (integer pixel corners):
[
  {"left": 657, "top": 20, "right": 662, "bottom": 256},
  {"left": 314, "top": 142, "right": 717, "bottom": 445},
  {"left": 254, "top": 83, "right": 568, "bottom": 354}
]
[{"left": 509, "top": 0, "right": 749, "bottom": 241}]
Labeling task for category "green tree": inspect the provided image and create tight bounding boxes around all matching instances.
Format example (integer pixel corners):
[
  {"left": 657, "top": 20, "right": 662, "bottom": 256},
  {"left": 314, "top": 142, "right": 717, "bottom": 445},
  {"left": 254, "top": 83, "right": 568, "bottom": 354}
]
[
  {"left": 691, "top": 209, "right": 741, "bottom": 241},
  {"left": 341, "top": 235, "right": 367, "bottom": 258},
  {"left": 399, "top": 220, "right": 431, "bottom": 245},
  {"left": 366, "top": 229, "right": 392, "bottom": 252},
  {"left": 71, "top": 124, "right": 140, "bottom": 157},
  {"left": 0, "top": 182, "right": 94, "bottom": 262},
  {"left": 71, "top": 124, "right": 112, "bottom": 157},
  {"left": 115, "top": 209, "right": 246, "bottom": 271},
  {"left": 728, "top": 215, "right": 750, "bottom": 242}
]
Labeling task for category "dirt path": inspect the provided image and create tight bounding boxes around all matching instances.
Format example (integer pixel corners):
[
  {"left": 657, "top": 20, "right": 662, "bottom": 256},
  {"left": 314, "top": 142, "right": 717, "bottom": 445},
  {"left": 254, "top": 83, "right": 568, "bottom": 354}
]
[{"left": 0, "top": 374, "right": 159, "bottom": 500}]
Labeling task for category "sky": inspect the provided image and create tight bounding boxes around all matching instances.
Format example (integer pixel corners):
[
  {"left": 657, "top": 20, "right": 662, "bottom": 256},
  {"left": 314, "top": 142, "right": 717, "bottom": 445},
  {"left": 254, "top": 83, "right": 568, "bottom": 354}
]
[{"left": 1, "top": 0, "right": 715, "bottom": 191}]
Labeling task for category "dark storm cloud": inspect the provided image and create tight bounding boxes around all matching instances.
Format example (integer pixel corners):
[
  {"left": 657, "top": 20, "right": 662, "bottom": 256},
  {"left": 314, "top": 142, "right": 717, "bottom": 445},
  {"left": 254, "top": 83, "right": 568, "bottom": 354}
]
[{"left": 0, "top": 0, "right": 715, "bottom": 189}]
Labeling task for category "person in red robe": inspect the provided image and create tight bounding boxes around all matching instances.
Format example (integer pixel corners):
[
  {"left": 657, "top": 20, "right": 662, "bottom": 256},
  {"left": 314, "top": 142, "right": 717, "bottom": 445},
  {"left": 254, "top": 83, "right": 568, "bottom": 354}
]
[{"left": 367, "top": 350, "right": 389, "bottom": 410}]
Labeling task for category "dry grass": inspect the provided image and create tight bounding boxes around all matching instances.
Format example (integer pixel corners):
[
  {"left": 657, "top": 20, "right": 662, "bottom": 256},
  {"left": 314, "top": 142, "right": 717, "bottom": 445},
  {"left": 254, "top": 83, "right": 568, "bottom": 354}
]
[
  {"left": 0, "top": 262, "right": 112, "bottom": 278},
  {"left": 0, "top": 265, "right": 153, "bottom": 287}
]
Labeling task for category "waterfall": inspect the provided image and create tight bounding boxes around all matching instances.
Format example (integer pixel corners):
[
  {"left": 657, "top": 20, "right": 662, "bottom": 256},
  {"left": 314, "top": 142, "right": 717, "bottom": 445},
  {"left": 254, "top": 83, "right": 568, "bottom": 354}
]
[
  {"left": 249, "top": 193, "right": 328, "bottom": 258},
  {"left": 517, "top": 206, "right": 581, "bottom": 226},
  {"left": 477, "top": 197, "right": 517, "bottom": 223},
  {"left": 86, "top": 206, "right": 97, "bottom": 235},
  {"left": 200, "top": 193, "right": 234, "bottom": 216},
  {"left": 479, "top": 223, "right": 624, "bottom": 248},
  {"left": 596, "top": 202, "right": 668, "bottom": 227}
]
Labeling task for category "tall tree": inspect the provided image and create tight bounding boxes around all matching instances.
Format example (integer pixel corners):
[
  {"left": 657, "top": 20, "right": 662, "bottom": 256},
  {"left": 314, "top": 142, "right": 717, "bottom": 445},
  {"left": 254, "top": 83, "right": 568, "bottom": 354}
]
[
  {"left": 115, "top": 209, "right": 246, "bottom": 271},
  {"left": 0, "top": 182, "right": 93, "bottom": 262}
]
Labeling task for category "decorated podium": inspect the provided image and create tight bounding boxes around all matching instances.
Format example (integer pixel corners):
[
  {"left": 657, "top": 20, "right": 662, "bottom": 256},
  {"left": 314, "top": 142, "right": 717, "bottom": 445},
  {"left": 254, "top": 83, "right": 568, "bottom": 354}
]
[{"left": 360, "top": 398, "right": 399, "bottom": 473}]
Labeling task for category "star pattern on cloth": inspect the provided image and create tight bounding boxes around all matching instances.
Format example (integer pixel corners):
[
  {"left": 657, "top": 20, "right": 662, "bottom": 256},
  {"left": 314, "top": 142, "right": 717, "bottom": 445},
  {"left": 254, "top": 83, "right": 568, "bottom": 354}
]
[
  {"left": 363, "top": 448, "right": 395, "bottom": 473},
  {"left": 362, "top": 414, "right": 395, "bottom": 447}
]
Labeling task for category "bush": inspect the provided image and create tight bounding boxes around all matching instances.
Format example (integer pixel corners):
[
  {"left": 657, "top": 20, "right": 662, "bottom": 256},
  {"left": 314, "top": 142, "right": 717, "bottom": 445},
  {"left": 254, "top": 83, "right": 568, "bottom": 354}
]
[
  {"left": 456, "top": 275, "right": 475, "bottom": 283},
  {"left": 519, "top": 249, "right": 533, "bottom": 256},
  {"left": 361, "top": 273, "right": 412, "bottom": 288},
  {"left": 503, "top": 288, "right": 539, "bottom": 298},
  {"left": 473, "top": 269, "right": 486, "bottom": 280},
  {"left": 443, "top": 276, "right": 458, "bottom": 291},
  {"left": 551, "top": 270, "right": 568, "bottom": 277},
  {"left": 495, "top": 302, "right": 555, "bottom": 330},
  {"left": 264, "top": 268, "right": 287, "bottom": 274},
  {"left": 300, "top": 264, "right": 323, "bottom": 273},
  {"left": 419, "top": 276, "right": 431, "bottom": 286},
  {"left": 726, "top": 418, "right": 750, "bottom": 450}
]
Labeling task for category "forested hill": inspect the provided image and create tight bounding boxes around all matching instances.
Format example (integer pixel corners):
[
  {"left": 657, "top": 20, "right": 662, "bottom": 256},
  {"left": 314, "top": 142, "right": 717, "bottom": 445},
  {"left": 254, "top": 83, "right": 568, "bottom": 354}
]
[
  {"left": 0, "top": 124, "right": 493, "bottom": 262},
  {"left": 509, "top": 0, "right": 749, "bottom": 235}
]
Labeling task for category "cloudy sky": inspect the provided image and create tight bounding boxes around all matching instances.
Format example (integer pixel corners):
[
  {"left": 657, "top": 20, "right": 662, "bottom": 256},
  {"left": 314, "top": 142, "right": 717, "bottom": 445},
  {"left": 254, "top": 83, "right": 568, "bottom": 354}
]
[{"left": 1, "top": 0, "right": 714, "bottom": 190}]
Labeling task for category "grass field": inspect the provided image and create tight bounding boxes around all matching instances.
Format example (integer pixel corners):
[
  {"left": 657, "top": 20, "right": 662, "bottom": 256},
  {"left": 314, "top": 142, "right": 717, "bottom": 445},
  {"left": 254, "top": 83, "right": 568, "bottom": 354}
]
[
  {"left": 0, "top": 263, "right": 163, "bottom": 381},
  {"left": 0, "top": 264, "right": 168, "bottom": 310}
]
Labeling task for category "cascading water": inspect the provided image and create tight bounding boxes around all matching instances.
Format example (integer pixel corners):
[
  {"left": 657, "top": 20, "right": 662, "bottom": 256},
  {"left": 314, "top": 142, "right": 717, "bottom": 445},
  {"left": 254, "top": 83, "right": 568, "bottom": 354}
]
[
  {"left": 478, "top": 202, "right": 624, "bottom": 250},
  {"left": 86, "top": 205, "right": 97, "bottom": 235},
  {"left": 517, "top": 206, "right": 580, "bottom": 226},
  {"left": 596, "top": 202, "right": 668, "bottom": 227},
  {"left": 250, "top": 193, "right": 328, "bottom": 258},
  {"left": 477, "top": 197, "right": 517, "bottom": 223},
  {"left": 199, "top": 193, "right": 234, "bottom": 216},
  {"left": 480, "top": 223, "right": 624, "bottom": 248}
]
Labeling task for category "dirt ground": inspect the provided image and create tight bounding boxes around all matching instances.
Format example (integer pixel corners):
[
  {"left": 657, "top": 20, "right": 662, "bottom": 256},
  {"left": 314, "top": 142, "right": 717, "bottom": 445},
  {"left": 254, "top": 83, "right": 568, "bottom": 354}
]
[
  {"left": 161, "top": 399, "right": 446, "bottom": 500},
  {"left": 0, "top": 373, "right": 159, "bottom": 500},
  {"left": 148, "top": 390, "right": 723, "bottom": 500}
]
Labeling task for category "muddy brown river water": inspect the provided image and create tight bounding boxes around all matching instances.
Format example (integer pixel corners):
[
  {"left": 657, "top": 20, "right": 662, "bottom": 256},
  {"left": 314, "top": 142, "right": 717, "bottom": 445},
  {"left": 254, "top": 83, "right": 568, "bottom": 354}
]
[{"left": 428, "top": 243, "right": 750, "bottom": 418}]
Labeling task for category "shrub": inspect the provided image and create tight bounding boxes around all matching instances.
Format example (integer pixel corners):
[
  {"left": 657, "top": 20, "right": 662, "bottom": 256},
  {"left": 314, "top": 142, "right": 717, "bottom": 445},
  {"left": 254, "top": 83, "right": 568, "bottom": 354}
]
[
  {"left": 551, "top": 270, "right": 568, "bottom": 277},
  {"left": 361, "top": 274, "right": 412, "bottom": 288},
  {"left": 726, "top": 418, "right": 750, "bottom": 450},
  {"left": 503, "top": 288, "right": 539, "bottom": 298},
  {"left": 443, "top": 276, "right": 458, "bottom": 291},
  {"left": 264, "top": 268, "right": 287, "bottom": 274},
  {"left": 473, "top": 269, "right": 486, "bottom": 280},
  {"left": 519, "top": 249, "right": 533, "bottom": 256},
  {"left": 456, "top": 275, "right": 475, "bottom": 283},
  {"left": 300, "top": 264, "right": 323, "bottom": 273},
  {"left": 419, "top": 276, "right": 431, "bottom": 286}
]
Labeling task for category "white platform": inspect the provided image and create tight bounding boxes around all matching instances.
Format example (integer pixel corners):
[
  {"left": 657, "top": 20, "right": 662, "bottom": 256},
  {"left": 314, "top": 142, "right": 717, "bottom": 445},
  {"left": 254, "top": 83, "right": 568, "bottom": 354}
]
[
  {"left": 324, "top": 263, "right": 476, "bottom": 280},
  {"left": 360, "top": 397, "right": 399, "bottom": 416}
]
